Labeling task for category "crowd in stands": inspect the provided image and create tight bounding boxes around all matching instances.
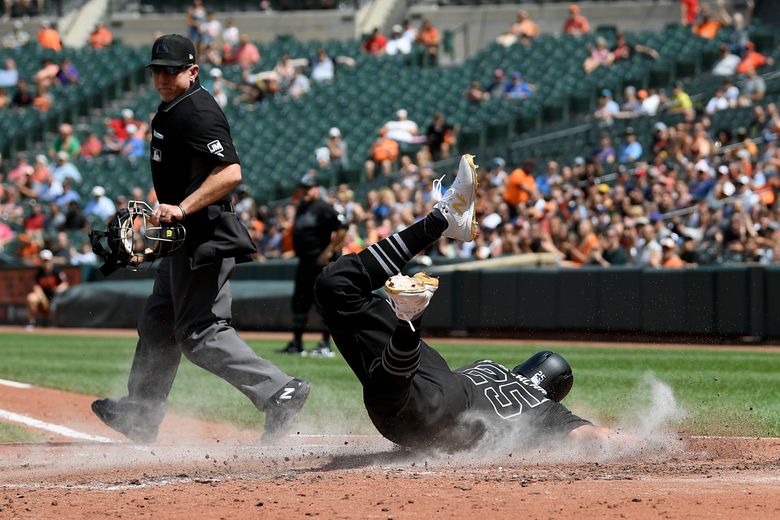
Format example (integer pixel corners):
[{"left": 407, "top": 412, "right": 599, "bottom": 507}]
[{"left": 2, "top": 0, "right": 780, "bottom": 272}]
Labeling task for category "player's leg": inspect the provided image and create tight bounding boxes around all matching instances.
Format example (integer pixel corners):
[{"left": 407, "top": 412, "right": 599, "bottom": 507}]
[
  {"left": 282, "top": 259, "right": 310, "bottom": 354},
  {"left": 172, "top": 255, "right": 308, "bottom": 443}
]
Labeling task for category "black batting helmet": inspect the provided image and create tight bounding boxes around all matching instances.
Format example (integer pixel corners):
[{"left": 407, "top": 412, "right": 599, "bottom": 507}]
[
  {"left": 89, "top": 200, "right": 186, "bottom": 275},
  {"left": 512, "top": 351, "right": 574, "bottom": 402}
]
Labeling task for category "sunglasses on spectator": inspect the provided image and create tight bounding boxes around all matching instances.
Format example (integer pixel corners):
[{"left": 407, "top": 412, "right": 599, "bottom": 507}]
[{"left": 150, "top": 65, "right": 193, "bottom": 75}]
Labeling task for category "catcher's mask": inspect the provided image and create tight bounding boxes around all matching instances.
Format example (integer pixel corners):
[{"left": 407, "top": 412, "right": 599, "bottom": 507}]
[
  {"left": 512, "top": 351, "right": 573, "bottom": 402},
  {"left": 89, "top": 200, "right": 186, "bottom": 275}
]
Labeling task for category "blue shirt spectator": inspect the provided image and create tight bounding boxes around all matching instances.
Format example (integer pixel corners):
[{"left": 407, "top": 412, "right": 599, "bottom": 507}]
[
  {"left": 51, "top": 152, "right": 82, "bottom": 184},
  {"left": 55, "top": 179, "right": 82, "bottom": 208},
  {"left": 504, "top": 72, "right": 535, "bottom": 99},
  {"left": 619, "top": 128, "right": 643, "bottom": 163},
  {"left": 84, "top": 185, "right": 117, "bottom": 222}
]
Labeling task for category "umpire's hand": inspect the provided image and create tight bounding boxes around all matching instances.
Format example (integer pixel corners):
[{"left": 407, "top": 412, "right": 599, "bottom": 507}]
[{"left": 153, "top": 203, "right": 185, "bottom": 225}]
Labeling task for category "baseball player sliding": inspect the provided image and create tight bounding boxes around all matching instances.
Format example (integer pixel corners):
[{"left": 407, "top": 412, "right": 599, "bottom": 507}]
[{"left": 315, "top": 154, "right": 617, "bottom": 451}]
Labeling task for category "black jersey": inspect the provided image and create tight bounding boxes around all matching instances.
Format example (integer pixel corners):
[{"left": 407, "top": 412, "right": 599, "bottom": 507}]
[
  {"left": 364, "top": 346, "right": 590, "bottom": 451},
  {"left": 149, "top": 80, "right": 239, "bottom": 205},
  {"left": 292, "top": 199, "right": 345, "bottom": 258},
  {"left": 35, "top": 267, "right": 66, "bottom": 300}
]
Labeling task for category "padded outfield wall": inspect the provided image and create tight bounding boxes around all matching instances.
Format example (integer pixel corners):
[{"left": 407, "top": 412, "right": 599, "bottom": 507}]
[{"left": 4, "top": 261, "right": 777, "bottom": 342}]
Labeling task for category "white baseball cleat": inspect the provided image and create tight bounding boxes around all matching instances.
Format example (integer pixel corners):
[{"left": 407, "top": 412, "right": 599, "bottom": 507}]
[
  {"left": 384, "top": 272, "right": 440, "bottom": 329},
  {"left": 433, "top": 154, "right": 479, "bottom": 242}
]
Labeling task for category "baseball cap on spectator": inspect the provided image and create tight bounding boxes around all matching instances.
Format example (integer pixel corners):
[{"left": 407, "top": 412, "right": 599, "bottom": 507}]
[
  {"left": 146, "top": 34, "right": 196, "bottom": 68},
  {"left": 649, "top": 211, "right": 662, "bottom": 223},
  {"left": 717, "top": 164, "right": 729, "bottom": 175},
  {"left": 298, "top": 172, "right": 319, "bottom": 188},
  {"left": 392, "top": 24, "right": 402, "bottom": 34},
  {"left": 574, "top": 156, "right": 585, "bottom": 166},
  {"left": 637, "top": 89, "right": 648, "bottom": 100},
  {"left": 481, "top": 213, "right": 502, "bottom": 230},
  {"left": 660, "top": 237, "right": 676, "bottom": 249},
  {"left": 56, "top": 151, "right": 69, "bottom": 162},
  {"left": 329, "top": 127, "right": 341, "bottom": 138},
  {"left": 121, "top": 108, "right": 134, "bottom": 119},
  {"left": 92, "top": 186, "right": 106, "bottom": 197},
  {"left": 598, "top": 183, "right": 610, "bottom": 194},
  {"left": 210, "top": 68, "right": 222, "bottom": 78},
  {"left": 126, "top": 124, "right": 138, "bottom": 135},
  {"left": 625, "top": 127, "right": 636, "bottom": 136},
  {"left": 722, "top": 181, "right": 736, "bottom": 197},
  {"left": 511, "top": 71, "right": 523, "bottom": 79},
  {"left": 601, "top": 89, "right": 612, "bottom": 98},
  {"left": 492, "top": 157, "right": 506, "bottom": 168},
  {"left": 13, "top": 20, "right": 23, "bottom": 29},
  {"left": 738, "top": 175, "right": 751, "bottom": 185},
  {"left": 396, "top": 109, "right": 408, "bottom": 119},
  {"left": 35, "top": 154, "right": 48, "bottom": 166},
  {"left": 40, "top": 249, "right": 53, "bottom": 261},
  {"left": 654, "top": 122, "right": 668, "bottom": 133}
]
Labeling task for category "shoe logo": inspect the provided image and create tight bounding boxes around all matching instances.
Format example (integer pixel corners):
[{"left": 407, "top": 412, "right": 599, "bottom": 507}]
[
  {"left": 451, "top": 193, "right": 468, "bottom": 215},
  {"left": 279, "top": 387, "right": 296, "bottom": 400}
]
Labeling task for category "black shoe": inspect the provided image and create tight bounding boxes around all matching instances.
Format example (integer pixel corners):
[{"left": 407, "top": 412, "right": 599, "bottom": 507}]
[
  {"left": 91, "top": 398, "right": 162, "bottom": 443},
  {"left": 279, "top": 340, "right": 305, "bottom": 355},
  {"left": 308, "top": 340, "right": 336, "bottom": 358},
  {"left": 262, "top": 378, "right": 310, "bottom": 445}
]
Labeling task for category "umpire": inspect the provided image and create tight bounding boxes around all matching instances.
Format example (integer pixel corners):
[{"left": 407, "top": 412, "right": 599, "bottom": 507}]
[
  {"left": 92, "top": 34, "right": 309, "bottom": 444},
  {"left": 281, "top": 172, "right": 346, "bottom": 357}
]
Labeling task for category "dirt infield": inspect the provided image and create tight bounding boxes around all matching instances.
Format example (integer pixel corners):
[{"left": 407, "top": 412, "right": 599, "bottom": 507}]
[{"left": 1, "top": 327, "right": 779, "bottom": 519}]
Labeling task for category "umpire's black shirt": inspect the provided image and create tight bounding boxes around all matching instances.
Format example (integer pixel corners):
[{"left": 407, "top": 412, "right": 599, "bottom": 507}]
[
  {"left": 149, "top": 79, "right": 254, "bottom": 266},
  {"left": 292, "top": 199, "right": 344, "bottom": 258}
]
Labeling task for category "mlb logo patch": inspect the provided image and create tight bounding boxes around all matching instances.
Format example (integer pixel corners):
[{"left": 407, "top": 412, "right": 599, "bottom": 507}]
[
  {"left": 207, "top": 140, "right": 224, "bottom": 156},
  {"left": 152, "top": 148, "right": 162, "bottom": 162}
]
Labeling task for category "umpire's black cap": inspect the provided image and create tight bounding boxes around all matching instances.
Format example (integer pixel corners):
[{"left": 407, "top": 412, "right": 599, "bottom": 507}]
[{"left": 146, "top": 34, "right": 196, "bottom": 68}]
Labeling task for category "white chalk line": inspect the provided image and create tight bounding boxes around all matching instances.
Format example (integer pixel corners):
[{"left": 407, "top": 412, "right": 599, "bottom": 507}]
[
  {"left": 0, "top": 378, "right": 31, "bottom": 389},
  {"left": 0, "top": 409, "right": 116, "bottom": 444}
]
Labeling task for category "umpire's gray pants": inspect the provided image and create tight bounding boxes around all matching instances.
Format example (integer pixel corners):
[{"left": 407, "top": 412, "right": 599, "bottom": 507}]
[{"left": 126, "top": 251, "right": 292, "bottom": 417}]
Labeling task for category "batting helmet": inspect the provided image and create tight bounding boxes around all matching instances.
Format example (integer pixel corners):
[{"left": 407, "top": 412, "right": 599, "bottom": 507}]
[
  {"left": 89, "top": 200, "right": 186, "bottom": 275},
  {"left": 512, "top": 351, "right": 574, "bottom": 402}
]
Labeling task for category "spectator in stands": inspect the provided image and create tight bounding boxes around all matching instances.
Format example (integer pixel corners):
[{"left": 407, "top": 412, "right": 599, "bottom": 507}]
[
  {"left": 186, "top": 0, "right": 207, "bottom": 52},
  {"left": 62, "top": 199, "right": 86, "bottom": 230},
  {"left": 324, "top": 127, "right": 348, "bottom": 179},
  {"left": 619, "top": 85, "right": 642, "bottom": 114},
  {"left": 635, "top": 220, "right": 662, "bottom": 267},
  {"left": 503, "top": 163, "right": 538, "bottom": 217},
  {"left": 692, "top": 5, "right": 725, "bottom": 39},
  {"left": 233, "top": 34, "right": 260, "bottom": 69},
  {"left": 7, "top": 154, "right": 33, "bottom": 183},
  {"left": 37, "top": 20, "right": 61, "bottom": 51},
  {"left": 201, "top": 10, "right": 222, "bottom": 50},
  {"left": 49, "top": 124, "right": 81, "bottom": 160},
  {"left": 386, "top": 25, "right": 411, "bottom": 56},
  {"left": 55, "top": 57, "right": 79, "bottom": 86},
  {"left": 401, "top": 19, "right": 417, "bottom": 45},
  {"left": 737, "top": 42, "right": 772, "bottom": 74},
  {"left": 612, "top": 32, "right": 659, "bottom": 63},
  {"left": 660, "top": 237, "right": 686, "bottom": 268},
  {"left": 726, "top": 11, "right": 750, "bottom": 56},
  {"left": 722, "top": 79, "right": 740, "bottom": 106},
  {"left": 38, "top": 170, "right": 63, "bottom": 203},
  {"left": 121, "top": 124, "right": 146, "bottom": 159},
  {"left": 32, "top": 84, "right": 51, "bottom": 112},
  {"left": 740, "top": 67, "right": 766, "bottom": 105},
  {"left": 484, "top": 68, "right": 506, "bottom": 99},
  {"left": 619, "top": 127, "right": 643, "bottom": 163},
  {"left": 638, "top": 88, "right": 661, "bottom": 116},
  {"left": 416, "top": 18, "right": 440, "bottom": 66},
  {"left": 0, "top": 58, "right": 19, "bottom": 89},
  {"left": 504, "top": 72, "right": 535, "bottom": 100},
  {"left": 384, "top": 109, "right": 419, "bottom": 144},
  {"left": 595, "top": 227, "right": 629, "bottom": 266},
  {"left": 33, "top": 58, "right": 58, "bottom": 89},
  {"left": 668, "top": 82, "right": 694, "bottom": 120},
  {"left": 79, "top": 130, "right": 102, "bottom": 159},
  {"left": 212, "top": 82, "right": 228, "bottom": 108},
  {"left": 680, "top": 0, "right": 698, "bottom": 26},
  {"left": 593, "top": 134, "right": 616, "bottom": 165},
  {"left": 222, "top": 19, "right": 239, "bottom": 49},
  {"left": 583, "top": 36, "right": 614, "bottom": 74},
  {"left": 25, "top": 249, "right": 68, "bottom": 329},
  {"left": 287, "top": 69, "right": 311, "bottom": 99},
  {"left": 0, "top": 86, "right": 8, "bottom": 109},
  {"left": 84, "top": 185, "right": 116, "bottom": 223},
  {"left": 466, "top": 80, "right": 488, "bottom": 104},
  {"left": 89, "top": 22, "right": 113, "bottom": 48},
  {"left": 3, "top": 20, "right": 30, "bottom": 49},
  {"left": 362, "top": 27, "right": 387, "bottom": 55},
  {"left": 592, "top": 89, "right": 620, "bottom": 121},
  {"left": 563, "top": 4, "right": 590, "bottom": 36},
  {"left": 512, "top": 9, "right": 540, "bottom": 40},
  {"left": 423, "top": 112, "right": 455, "bottom": 162},
  {"left": 705, "top": 87, "right": 729, "bottom": 115},
  {"left": 712, "top": 43, "right": 740, "bottom": 76},
  {"left": 311, "top": 48, "right": 335, "bottom": 82},
  {"left": 51, "top": 151, "right": 81, "bottom": 185},
  {"left": 365, "top": 128, "right": 399, "bottom": 181}
]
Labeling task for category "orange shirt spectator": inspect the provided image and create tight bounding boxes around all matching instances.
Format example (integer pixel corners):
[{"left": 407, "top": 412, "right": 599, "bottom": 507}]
[
  {"left": 417, "top": 19, "right": 440, "bottom": 52},
  {"left": 571, "top": 232, "right": 599, "bottom": 266},
  {"left": 32, "top": 87, "right": 51, "bottom": 112},
  {"left": 737, "top": 44, "right": 769, "bottom": 74},
  {"left": 89, "top": 24, "right": 113, "bottom": 48},
  {"left": 563, "top": 5, "right": 590, "bottom": 35},
  {"left": 693, "top": 17, "right": 720, "bottom": 39},
  {"left": 512, "top": 10, "right": 540, "bottom": 38},
  {"left": 503, "top": 166, "right": 537, "bottom": 206},
  {"left": 233, "top": 34, "right": 261, "bottom": 69},
  {"left": 37, "top": 23, "right": 62, "bottom": 51},
  {"left": 371, "top": 133, "right": 399, "bottom": 163}
]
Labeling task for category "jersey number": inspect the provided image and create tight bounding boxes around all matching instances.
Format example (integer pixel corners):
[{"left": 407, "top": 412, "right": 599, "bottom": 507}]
[{"left": 461, "top": 364, "right": 545, "bottom": 419}]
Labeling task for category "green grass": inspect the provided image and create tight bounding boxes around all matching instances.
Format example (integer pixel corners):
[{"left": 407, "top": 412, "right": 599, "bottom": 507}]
[
  {"left": 0, "top": 333, "right": 778, "bottom": 441},
  {"left": 0, "top": 422, "right": 47, "bottom": 443}
]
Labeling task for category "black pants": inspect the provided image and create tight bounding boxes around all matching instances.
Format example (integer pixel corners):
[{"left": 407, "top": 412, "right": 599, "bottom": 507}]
[{"left": 291, "top": 255, "right": 326, "bottom": 336}]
